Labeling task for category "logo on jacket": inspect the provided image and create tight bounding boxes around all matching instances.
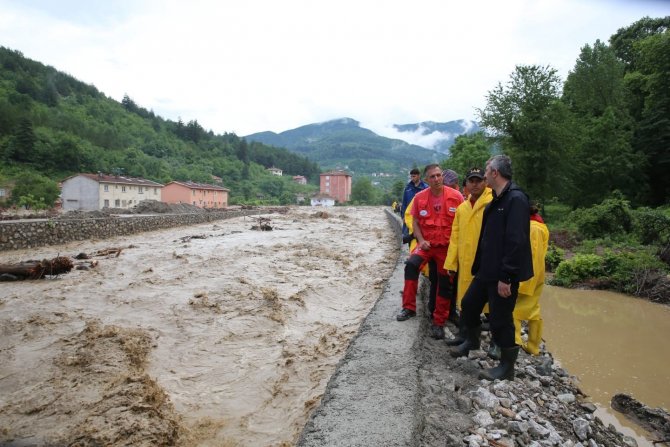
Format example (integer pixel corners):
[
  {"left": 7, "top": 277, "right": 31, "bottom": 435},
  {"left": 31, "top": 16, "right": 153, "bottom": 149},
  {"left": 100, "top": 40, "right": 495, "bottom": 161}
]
[{"left": 419, "top": 210, "right": 428, "bottom": 216}]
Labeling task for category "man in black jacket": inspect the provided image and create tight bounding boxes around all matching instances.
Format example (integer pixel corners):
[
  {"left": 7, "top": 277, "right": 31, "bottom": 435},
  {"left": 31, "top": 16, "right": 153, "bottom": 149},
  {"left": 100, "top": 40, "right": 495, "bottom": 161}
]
[{"left": 450, "top": 155, "right": 533, "bottom": 381}]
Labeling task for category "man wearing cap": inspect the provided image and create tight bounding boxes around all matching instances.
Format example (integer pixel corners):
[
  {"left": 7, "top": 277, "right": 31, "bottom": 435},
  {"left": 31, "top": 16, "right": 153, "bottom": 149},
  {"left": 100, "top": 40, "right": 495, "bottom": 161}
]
[
  {"left": 400, "top": 168, "right": 428, "bottom": 240},
  {"left": 397, "top": 164, "right": 464, "bottom": 340},
  {"left": 450, "top": 155, "right": 533, "bottom": 382},
  {"left": 443, "top": 167, "right": 493, "bottom": 345}
]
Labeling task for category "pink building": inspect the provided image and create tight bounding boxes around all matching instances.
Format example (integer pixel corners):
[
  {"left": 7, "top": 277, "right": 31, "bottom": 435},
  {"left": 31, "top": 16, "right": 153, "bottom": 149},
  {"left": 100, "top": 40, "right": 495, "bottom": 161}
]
[
  {"left": 162, "top": 181, "right": 229, "bottom": 209},
  {"left": 319, "top": 171, "right": 351, "bottom": 204}
]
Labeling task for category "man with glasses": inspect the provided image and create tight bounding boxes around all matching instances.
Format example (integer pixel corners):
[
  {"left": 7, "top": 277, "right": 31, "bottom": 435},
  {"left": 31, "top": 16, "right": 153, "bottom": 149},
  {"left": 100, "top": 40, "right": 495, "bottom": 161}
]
[
  {"left": 396, "top": 164, "right": 464, "bottom": 340},
  {"left": 400, "top": 168, "right": 428, "bottom": 241}
]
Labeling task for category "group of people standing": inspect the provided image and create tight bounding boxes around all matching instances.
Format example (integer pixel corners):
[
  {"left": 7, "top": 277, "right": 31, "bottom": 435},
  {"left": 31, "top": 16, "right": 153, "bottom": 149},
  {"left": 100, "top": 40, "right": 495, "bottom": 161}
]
[{"left": 397, "top": 155, "right": 549, "bottom": 381}]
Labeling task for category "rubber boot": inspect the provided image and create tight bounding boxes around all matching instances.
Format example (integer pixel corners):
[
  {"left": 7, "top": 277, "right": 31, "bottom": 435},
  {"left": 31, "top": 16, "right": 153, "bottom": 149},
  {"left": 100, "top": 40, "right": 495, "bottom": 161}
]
[
  {"left": 449, "top": 325, "right": 481, "bottom": 358},
  {"left": 479, "top": 346, "right": 520, "bottom": 381},
  {"left": 523, "top": 319, "right": 543, "bottom": 356},
  {"left": 514, "top": 318, "right": 523, "bottom": 347},
  {"left": 487, "top": 340, "right": 501, "bottom": 360},
  {"left": 445, "top": 319, "right": 467, "bottom": 346}
]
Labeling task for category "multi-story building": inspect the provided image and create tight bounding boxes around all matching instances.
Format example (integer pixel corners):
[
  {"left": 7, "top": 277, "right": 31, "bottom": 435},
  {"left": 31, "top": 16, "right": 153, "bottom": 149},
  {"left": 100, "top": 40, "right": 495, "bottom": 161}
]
[
  {"left": 319, "top": 171, "right": 351, "bottom": 203},
  {"left": 162, "top": 181, "right": 229, "bottom": 209},
  {"left": 60, "top": 173, "right": 163, "bottom": 211}
]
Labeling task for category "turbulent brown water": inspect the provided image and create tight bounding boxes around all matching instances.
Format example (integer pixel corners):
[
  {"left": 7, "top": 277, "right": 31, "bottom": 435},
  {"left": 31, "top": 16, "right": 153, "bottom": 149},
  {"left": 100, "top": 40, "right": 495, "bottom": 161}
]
[
  {"left": 0, "top": 207, "right": 397, "bottom": 446},
  {"left": 542, "top": 285, "right": 670, "bottom": 447}
]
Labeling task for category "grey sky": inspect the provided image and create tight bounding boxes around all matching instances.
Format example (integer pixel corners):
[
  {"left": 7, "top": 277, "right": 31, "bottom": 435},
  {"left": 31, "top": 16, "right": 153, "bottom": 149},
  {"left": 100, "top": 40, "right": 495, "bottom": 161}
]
[{"left": 1, "top": 0, "right": 668, "bottom": 140}]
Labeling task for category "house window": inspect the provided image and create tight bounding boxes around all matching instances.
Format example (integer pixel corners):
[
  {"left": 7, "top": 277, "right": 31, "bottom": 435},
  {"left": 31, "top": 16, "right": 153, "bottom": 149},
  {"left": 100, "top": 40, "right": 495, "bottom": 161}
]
[
  {"left": 104, "top": 199, "right": 109, "bottom": 207},
  {"left": 104, "top": 184, "right": 109, "bottom": 192},
  {"left": 121, "top": 186, "right": 126, "bottom": 192},
  {"left": 115, "top": 199, "right": 120, "bottom": 207},
  {"left": 193, "top": 190, "right": 196, "bottom": 196},
  {"left": 138, "top": 187, "right": 144, "bottom": 194},
  {"left": 154, "top": 188, "right": 158, "bottom": 195}
]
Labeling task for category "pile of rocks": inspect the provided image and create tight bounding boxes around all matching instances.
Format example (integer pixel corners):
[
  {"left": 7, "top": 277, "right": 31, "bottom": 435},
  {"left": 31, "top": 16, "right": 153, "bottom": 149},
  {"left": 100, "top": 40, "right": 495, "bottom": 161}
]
[{"left": 443, "top": 331, "right": 638, "bottom": 447}]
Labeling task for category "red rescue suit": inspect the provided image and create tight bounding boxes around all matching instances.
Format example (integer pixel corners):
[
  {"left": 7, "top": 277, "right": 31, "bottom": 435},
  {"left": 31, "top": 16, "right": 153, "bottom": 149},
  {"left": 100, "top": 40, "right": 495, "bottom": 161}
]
[{"left": 403, "top": 186, "right": 464, "bottom": 326}]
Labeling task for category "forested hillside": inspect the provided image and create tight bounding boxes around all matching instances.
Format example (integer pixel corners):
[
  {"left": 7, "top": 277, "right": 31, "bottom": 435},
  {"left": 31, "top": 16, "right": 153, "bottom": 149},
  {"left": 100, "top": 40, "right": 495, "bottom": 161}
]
[
  {"left": 245, "top": 118, "right": 438, "bottom": 175},
  {"left": 0, "top": 47, "right": 320, "bottom": 207}
]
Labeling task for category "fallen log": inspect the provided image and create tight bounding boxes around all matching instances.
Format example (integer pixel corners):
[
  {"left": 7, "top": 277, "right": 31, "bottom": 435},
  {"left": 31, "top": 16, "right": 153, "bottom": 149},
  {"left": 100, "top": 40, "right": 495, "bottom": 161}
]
[
  {"left": 611, "top": 393, "right": 670, "bottom": 442},
  {"left": 0, "top": 256, "right": 74, "bottom": 280}
]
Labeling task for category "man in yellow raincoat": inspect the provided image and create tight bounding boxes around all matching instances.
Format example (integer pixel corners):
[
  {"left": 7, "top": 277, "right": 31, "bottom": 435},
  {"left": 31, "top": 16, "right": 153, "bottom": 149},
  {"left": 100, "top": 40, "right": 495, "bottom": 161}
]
[
  {"left": 514, "top": 205, "right": 549, "bottom": 355},
  {"left": 443, "top": 167, "right": 492, "bottom": 345}
]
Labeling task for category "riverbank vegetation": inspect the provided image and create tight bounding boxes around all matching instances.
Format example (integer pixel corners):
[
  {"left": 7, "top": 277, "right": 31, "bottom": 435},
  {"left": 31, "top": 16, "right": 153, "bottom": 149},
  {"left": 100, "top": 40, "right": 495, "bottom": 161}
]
[{"left": 543, "top": 195, "right": 670, "bottom": 303}]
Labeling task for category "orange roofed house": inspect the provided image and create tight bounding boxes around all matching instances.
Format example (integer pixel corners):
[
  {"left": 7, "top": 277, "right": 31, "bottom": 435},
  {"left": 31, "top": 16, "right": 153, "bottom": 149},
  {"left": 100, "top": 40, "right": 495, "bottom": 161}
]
[
  {"left": 320, "top": 171, "right": 351, "bottom": 204},
  {"left": 162, "top": 181, "right": 230, "bottom": 209}
]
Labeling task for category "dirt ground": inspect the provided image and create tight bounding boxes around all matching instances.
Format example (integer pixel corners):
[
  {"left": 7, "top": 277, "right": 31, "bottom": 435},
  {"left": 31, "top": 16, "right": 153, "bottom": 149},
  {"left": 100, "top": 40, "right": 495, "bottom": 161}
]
[{"left": 0, "top": 206, "right": 398, "bottom": 446}]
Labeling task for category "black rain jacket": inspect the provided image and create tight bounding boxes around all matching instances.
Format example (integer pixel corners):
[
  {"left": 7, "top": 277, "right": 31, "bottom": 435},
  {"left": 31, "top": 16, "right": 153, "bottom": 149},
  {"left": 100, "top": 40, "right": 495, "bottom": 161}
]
[{"left": 471, "top": 181, "right": 534, "bottom": 284}]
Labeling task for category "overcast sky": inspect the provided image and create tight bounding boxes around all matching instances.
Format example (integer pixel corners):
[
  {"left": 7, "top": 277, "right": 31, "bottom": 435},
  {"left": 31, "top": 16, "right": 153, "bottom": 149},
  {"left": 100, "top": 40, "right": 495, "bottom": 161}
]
[{"left": 1, "top": 0, "right": 668, "bottom": 140}]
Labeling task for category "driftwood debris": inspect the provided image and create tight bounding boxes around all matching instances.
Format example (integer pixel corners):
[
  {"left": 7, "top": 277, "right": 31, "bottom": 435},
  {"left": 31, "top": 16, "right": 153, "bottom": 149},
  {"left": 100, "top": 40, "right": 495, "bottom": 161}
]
[
  {"left": 92, "top": 247, "right": 123, "bottom": 257},
  {"left": 611, "top": 393, "right": 670, "bottom": 443},
  {"left": 0, "top": 256, "right": 74, "bottom": 280},
  {"left": 251, "top": 217, "right": 273, "bottom": 231}
]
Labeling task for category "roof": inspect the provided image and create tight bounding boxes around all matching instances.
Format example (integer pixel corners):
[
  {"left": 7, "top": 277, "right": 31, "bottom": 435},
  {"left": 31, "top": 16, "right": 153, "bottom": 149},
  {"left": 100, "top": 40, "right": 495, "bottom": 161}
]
[
  {"left": 321, "top": 170, "right": 351, "bottom": 177},
  {"left": 70, "top": 173, "right": 164, "bottom": 187},
  {"left": 166, "top": 180, "right": 230, "bottom": 191}
]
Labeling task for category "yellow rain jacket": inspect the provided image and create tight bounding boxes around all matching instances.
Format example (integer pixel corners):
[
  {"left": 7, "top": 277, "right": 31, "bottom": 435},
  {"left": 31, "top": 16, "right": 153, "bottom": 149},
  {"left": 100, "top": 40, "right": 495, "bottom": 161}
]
[
  {"left": 443, "top": 187, "right": 493, "bottom": 308},
  {"left": 404, "top": 197, "right": 429, "bottom": 276},
  {"left": 514, "top": 220, "right": 550, "bottom": 320}
]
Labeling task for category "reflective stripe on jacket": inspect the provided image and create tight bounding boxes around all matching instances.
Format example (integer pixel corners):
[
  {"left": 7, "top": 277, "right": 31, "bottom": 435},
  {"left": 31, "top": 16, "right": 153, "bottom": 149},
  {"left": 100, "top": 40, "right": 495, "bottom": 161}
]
[{"left": 412, "top": 186, "right": 464, "bottom": 246}]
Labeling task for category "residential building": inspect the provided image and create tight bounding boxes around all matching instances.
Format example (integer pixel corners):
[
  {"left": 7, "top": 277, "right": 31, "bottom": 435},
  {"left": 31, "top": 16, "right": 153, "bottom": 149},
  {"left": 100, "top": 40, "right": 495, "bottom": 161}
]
[
  {"left": 61, "top": 173, "right": 163, "bottom": 211},
  {"left": 267, "top": 167, "right": 283, "bottom": 176},
  {"left": 319, "top": 170, "right": 351, "bottom": 203},
  {"left": 310, "top": 193, "right": 335, "bottom": 207},
  {"left": 292, "top": 175, "right": 307, "bottom": 185},
  {"left": 162, "top": 181, "right": 229, "bottom": 208}
]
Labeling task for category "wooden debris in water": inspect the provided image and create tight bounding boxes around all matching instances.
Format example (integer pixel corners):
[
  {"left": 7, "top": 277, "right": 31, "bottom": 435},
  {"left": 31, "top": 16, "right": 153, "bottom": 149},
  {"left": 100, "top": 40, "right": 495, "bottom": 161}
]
[{"left": 0, "top": 256, "right": 74, "bottom": 280}]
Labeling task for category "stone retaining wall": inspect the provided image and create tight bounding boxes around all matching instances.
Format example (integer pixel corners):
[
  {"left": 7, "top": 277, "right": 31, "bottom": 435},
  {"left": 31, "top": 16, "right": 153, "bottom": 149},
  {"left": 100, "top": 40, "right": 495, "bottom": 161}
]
[{"left": 0, "top": 210, "right": 264, "bottom": 252}]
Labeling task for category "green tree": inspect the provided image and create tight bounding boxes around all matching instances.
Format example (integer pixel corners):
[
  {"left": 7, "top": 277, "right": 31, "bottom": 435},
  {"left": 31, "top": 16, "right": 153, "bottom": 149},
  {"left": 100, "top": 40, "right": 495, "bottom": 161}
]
[
  {"left": 10, "top": 171, "right": 60, "bottom": 207},
  {"left": 441, "top": 132, "right": 493, "bottom": 177},
  {"left": 350, "top": 177, "right": 378, "bottom": 204},
  {"left": 562, "top": 40, "right": 642, "bottom": 207},
  {"left": 477, "top": 65, "right": 569, "bottom": 204}
]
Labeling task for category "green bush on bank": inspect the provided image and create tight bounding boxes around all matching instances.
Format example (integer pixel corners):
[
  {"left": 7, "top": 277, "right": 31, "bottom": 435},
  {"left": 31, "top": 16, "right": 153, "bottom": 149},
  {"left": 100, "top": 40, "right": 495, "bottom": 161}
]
[
  {"left": 551, "top": 248, "right": 667, "bottom": 294},
  {"left": 568, "top": 192, "right": 633, "bottom": 239},
  {"left": 631, "top": 207, "right": 670, "bottom": 245},
  {"left": 545, "top": 243, "right": 564, "bottom": 272}
]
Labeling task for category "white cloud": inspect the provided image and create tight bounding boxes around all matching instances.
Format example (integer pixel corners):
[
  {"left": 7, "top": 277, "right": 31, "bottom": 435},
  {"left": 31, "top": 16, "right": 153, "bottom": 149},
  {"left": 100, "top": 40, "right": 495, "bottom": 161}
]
[{"left": 0, "top": 0, "right": 667, "bottom": 136}]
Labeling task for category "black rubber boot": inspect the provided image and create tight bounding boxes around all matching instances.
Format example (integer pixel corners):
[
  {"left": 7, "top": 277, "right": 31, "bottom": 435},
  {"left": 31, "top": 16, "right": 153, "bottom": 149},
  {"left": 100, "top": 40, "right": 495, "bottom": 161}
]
[
  {"left": 479, "top": 345, "right": 520, "bottom": 381},
  {"left": 445, "top": 319, "right": 467, "bottom": 346},
  {"left": 449, "top": 325, "right": 481, "bottom": 357}
]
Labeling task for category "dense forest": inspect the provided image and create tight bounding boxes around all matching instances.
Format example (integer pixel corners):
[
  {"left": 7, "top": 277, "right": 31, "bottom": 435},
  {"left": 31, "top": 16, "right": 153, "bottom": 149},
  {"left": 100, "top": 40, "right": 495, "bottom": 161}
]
[{"left": 0, "top": 47, "right": 321, "bottom": 207}]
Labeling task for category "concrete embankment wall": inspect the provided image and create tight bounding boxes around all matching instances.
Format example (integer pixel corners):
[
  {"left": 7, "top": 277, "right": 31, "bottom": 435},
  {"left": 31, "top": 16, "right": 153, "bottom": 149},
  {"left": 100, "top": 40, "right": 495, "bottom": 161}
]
[{"left": 0, "top": 210, "right": 265, "bottom": 252}]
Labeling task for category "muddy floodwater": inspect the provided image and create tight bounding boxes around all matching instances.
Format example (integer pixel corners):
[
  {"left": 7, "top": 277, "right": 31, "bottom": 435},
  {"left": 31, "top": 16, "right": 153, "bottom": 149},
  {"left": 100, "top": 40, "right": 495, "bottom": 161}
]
[
  {"left": 542, "top": 285, "right": 670, "bottom": 446},
  {"left": 0, "top": 207, "right": 398, "bottom": 446}
]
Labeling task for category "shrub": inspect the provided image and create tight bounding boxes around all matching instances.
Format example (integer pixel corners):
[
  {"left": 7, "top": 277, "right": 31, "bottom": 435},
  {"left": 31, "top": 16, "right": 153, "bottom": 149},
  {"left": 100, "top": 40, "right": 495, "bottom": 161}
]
[
  {"left": 545, "top": 243, "right": 564, "bottom": 272},
  {"left": 552, "top": 254, "right": 604, "bottom": 287},
  {"left": 568, "top": 192, "right": 633, "bottom": 239},
  {"left": 632, "top": 207, "right": 670, "bottom": 245},
  {"left": 601, "top": 249, "right": 668, "bottom": 295}
]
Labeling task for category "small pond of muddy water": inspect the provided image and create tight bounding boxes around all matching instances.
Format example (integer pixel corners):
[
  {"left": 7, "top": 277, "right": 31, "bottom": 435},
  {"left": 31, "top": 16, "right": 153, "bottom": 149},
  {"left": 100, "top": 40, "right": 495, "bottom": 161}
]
[{"left": 542, "top": 285, "right": 670, "bottom": 447}]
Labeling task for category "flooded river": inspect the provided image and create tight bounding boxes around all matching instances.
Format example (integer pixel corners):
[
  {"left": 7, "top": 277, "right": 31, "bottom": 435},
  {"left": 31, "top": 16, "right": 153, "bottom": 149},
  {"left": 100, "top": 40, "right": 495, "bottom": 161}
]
[{"left": 542, "top": 285, "right": 670, "bottom": 446}]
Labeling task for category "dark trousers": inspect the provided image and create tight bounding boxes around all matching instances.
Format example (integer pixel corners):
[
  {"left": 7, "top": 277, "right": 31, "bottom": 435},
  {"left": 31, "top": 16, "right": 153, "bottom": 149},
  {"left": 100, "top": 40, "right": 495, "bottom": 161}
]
[{"left": 461, "top": 277, "right": 519, "bottom": 348}]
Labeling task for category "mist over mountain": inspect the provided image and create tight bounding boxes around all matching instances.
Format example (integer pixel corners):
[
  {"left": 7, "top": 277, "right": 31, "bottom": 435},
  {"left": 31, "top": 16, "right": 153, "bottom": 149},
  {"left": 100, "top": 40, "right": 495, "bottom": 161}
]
[{"left": 390, "top": 119, "right": 481, "bottom": 153}]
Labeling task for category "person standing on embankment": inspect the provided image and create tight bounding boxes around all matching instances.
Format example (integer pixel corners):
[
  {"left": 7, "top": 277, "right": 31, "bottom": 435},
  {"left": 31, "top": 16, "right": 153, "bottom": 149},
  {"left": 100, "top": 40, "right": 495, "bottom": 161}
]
[
  {"left": 450, "top": 155, "right": 533, "bottom": 381},
  {"left": 443, "top": 167, "right": 492, "bottom": 345},
  {"left": 514, "top": 203, "right": 549, "bottom": 355},
  {"left": 396, "top": 164, "right": 464, "bottom": 340}
]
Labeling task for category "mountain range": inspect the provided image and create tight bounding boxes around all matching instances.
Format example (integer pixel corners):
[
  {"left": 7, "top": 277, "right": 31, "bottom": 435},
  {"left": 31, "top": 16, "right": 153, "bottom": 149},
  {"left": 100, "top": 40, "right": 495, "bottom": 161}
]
[{"left": 245, "top": 118, "right": 480, "bottom": 176}]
